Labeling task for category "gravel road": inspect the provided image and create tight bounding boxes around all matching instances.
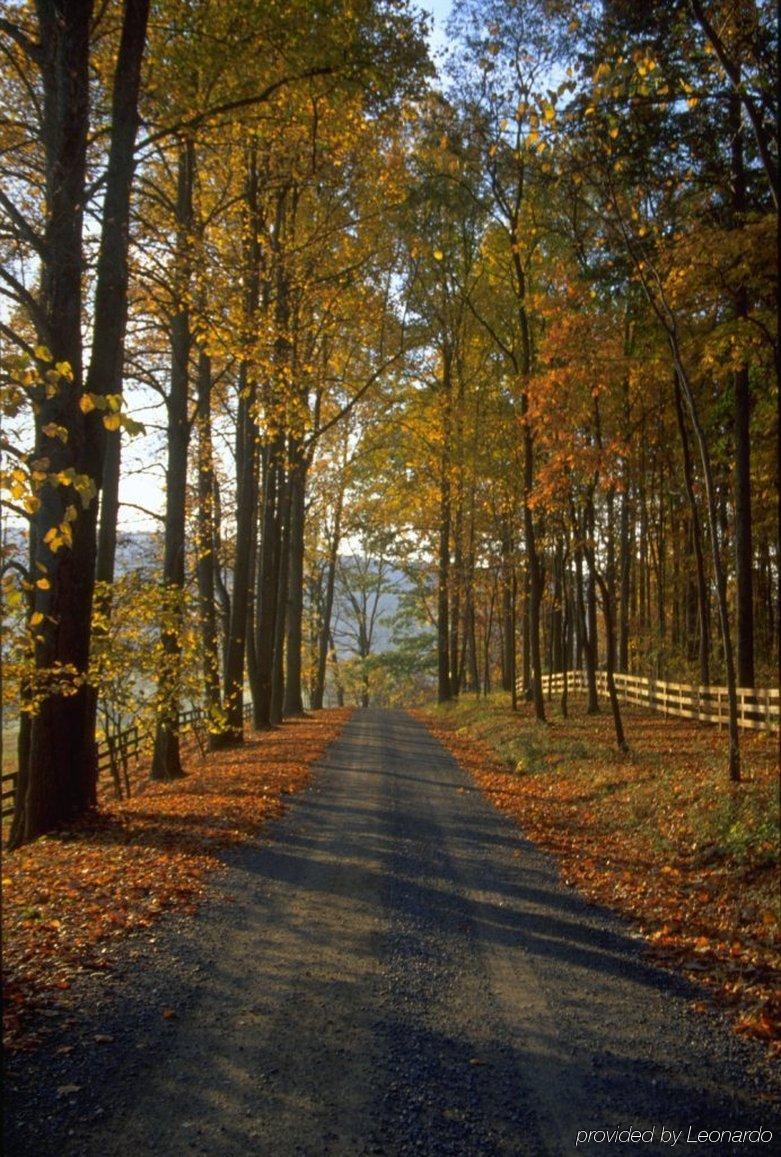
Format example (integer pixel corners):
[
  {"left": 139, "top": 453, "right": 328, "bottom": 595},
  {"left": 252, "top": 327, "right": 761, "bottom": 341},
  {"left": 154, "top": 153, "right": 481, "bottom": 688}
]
[{"left": 4, "top": 708, "right": 779, "bottom": 1156}]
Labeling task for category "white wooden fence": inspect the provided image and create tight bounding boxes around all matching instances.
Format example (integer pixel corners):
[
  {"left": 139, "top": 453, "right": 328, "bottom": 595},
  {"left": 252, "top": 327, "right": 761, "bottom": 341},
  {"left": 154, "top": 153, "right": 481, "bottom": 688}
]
[{"left": 521, "top": 670, "right": 779, "bottom": 734}]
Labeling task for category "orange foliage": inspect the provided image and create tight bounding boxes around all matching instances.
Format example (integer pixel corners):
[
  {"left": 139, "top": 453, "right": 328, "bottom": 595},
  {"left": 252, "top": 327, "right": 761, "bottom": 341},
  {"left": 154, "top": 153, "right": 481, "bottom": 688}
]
[
  {"left": 2, "top": 709, "right": 352, "bottom": 1052},
  {"left": 417, "top": 702, "right": 780, "bottom": 1054}
]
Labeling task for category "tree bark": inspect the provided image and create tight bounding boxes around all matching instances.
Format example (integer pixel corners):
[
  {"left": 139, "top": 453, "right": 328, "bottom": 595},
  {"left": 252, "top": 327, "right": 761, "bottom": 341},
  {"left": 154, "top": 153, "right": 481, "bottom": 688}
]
[
  {"left": 270, "top": 463, "right": 292, "bottom": 724},
  {"left": 673, "top": 376, "right": 710, "bottom": 685},
  {"left": 10, "top": 0, "right": 151, "bottom": 847},
  {"left": 730, "top": 88, "right": 755, "bottom": 688},
  {"left": 437, "top": 349, "right": 453, "bottom": 703},
  {"left": 151, "top": 141, "right": 194, "bottom": 782},
  {"left": 195, "top": 348, "right": 224, "bottom": 743},
  {"left": 311, "top": 481, "right": 344, "bottom": 710},
  {"left": 253, "top": 441, "right": 283, "bottom": 728},
  {"left": 283, "top": 443, "right": 307, "bottom": 716}
]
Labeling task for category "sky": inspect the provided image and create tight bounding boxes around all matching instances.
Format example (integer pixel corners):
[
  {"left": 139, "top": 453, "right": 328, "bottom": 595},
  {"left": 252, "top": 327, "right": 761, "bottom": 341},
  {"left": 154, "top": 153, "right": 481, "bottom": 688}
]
[{"left": 424, "top": 0, "right": 453, "bottom": 59}]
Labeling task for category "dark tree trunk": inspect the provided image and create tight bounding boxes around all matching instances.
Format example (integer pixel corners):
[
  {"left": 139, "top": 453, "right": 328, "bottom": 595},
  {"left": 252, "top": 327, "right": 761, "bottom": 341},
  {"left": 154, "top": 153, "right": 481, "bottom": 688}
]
[
  {"left": 561, "top": 577, "right": 570, "bottom": 720},
  {"left": 482, "top": 580, "right": 495, "bottom": 696},
  {"left": 521, "top": 568, "right": 531, "bottom": 700},
  {"left": 730, "top": 89, "right": 755, "bottom": 688},
  {"left": 253, "top": 442, "right": 283, "bottom": 728},
  {"left": 151, "top": 142, "right": 194, "bottom": 782},
  {"left": 668, "top": 350, "right": 741, "bottom": 779},
  {"left": 551, "top": 538, "right": 564, "bottom": 675},
  {"left": 270, "top": 460, "right": 292, "bottom": 725},
  {"left": 510, "top": 570, "right": 519, "bottom": 711},
  {"left": 90, "top": 0, "right": 151, "bottom": 590},
  {"left": 437, "top": 351, "right": 453, "bottom": 703},
  {"left": 195, "top": 349, "right": 225, "bottom": 744},
  {"left": 329, "top": 632, "right": 345, "bottom": 707},
  {"left": 283, "top": 445, "right": 307, "bottom": 716},
  {"left": 618, "top": 474, "right": 632, "bottom": 673},
  {"left": 450, "top": 478, "right": 463, "bottom": 697},
  {"left": 11, "top": 0, "right": 150, "bottom": 847},
  {"left": 581, "top": 496, "right": 600, "bottom": 714},
  {"left": 573, "top": 520, "right": 599, "bottom": 714},
  {"left": 673, "top": 376, "right": 711, "bottom": 685},
  {"left": 222, "top": 148, "right": 262, "bottom": 741},
  {"left": 596, "top": 572, "right": 628, "bottom": 754},
  {"left": 222, "top": 364, "right": 258, "bottom": 740},
  {"left": 585, "top": 561, "right": 599, "bottom": 710},
  {"left": 500, "top": 524, "right": 513, "bottom": 692},
  {"left": 311, "top": 483, "right": 343, "bottom": 711},
  {"left": 212, "top": 475, "right": 232, "bottom": 674}
]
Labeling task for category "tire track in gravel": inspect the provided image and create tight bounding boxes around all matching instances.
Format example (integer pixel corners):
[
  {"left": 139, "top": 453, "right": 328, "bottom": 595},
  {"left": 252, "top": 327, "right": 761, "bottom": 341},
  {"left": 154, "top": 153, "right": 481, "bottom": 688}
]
[{"left": 3, "top": 708, "right": 779, "bottom": 1157}]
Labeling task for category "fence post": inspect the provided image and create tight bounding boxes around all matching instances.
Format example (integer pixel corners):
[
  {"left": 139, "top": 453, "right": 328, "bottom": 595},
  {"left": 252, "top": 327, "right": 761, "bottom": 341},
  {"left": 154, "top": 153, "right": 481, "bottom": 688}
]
[{"left": 106, "top": 735, "right": 123, "bottom": 800}]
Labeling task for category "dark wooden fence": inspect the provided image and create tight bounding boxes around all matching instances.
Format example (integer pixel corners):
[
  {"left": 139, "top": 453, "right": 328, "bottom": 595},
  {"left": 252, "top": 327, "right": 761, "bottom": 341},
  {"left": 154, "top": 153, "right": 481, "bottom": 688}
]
[{"left": 2, "top": 700, "right": 254, "bottom": 820}]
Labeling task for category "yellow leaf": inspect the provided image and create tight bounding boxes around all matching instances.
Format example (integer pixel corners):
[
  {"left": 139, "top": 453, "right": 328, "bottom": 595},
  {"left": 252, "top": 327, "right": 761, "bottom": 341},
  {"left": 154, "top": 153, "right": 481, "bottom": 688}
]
[
  {"left": 433, "top": 249, "right": 444, "bottom": 261},
  {"left": 79, "top": 394, "right": 96, "bottom": 413},
  {"left": 103, "top": 413, "right": 121, "bottom": 431},
  {"left": 29, "top": 611, "right": 44, "bottom": 627}
]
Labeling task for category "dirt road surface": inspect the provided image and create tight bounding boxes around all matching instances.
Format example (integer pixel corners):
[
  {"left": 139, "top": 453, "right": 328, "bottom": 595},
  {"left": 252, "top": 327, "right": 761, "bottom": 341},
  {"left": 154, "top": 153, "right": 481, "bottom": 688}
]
[{"left": 4, "top": 709, "right": 779, "bottom": 1156}]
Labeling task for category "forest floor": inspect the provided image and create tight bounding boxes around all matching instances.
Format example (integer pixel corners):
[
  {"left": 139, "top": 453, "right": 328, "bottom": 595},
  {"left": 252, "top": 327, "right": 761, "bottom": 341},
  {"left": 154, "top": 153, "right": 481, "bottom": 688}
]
[
  {"left": 1, "top": 708, "right": 352, "bottom": 1054},
  {"left": 418, "top": 692, "right": 780, "bottom": 1054},
  {"left": 3, "top": 707, "right": 778, "bottom": 1157}
]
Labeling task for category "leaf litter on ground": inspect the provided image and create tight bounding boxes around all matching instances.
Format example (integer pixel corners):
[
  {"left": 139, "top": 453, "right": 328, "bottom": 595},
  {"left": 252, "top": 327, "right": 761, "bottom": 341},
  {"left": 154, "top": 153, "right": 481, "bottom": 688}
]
[
  {"left": 2, "top": 709, "right": 352, "bottom": 1053},
  {"left": 416, "top": 695, "right": 780, "bottom": 1056}
]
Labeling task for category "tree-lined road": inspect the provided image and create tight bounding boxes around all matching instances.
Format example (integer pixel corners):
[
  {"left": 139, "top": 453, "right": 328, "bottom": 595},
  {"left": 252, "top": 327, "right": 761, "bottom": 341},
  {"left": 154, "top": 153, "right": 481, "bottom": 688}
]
[{"left": 4, "top": 710, "right": 777, "bottom": 1156}]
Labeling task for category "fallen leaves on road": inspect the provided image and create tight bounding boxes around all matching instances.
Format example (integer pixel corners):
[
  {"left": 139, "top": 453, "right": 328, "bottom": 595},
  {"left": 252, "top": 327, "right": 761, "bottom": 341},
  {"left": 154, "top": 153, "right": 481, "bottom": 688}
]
[
  {"left": 2, "top": 709, "right": 351, "bottom": 1053},
  {"left": 417, "top": 696, "right": 780, "bottom": 1054}
]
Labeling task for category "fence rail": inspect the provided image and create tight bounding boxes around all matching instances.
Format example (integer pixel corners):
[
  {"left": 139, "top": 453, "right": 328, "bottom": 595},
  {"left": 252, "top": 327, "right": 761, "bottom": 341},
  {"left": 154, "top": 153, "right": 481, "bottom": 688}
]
[
  {"left": 2, "top": 699, "right": 255, "bottom": 821},
  {"left": 524, "top": 670, "right": 780, "bottom": 734}
]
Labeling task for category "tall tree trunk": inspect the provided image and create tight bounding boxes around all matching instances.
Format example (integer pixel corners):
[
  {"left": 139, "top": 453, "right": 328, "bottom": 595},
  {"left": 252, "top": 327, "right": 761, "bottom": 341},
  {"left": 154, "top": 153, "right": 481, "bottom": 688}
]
[
  {"left": 254, "top": 442, "right": 282, "bottom": 728},
  {"left": 500, "top": 523, "right": 513, "bottom": 691},
  {"left": 90, "top": 0, "right": 151, "bottom": 592},
  {"left": 194, "top": 348, "right": 224, "bottom": 743},
  {"left": 151, "top": 142, "right": 194, "bottom": 782},
  {"left": 312, "top": 481, "right": 344, "bottom": 710},
  {"left": 618, "top": 474, "right": 632, "bottom": 673},
  {"left": 730, "top": 88, "right": 755, "bottom": 688},
  {"left": 283, "top": 444, "right": 307, "bottom": 716},
  {"left": 270, "top": 460, "right": 292, "bottom": 725},
  {"left": 670, "top": 358, "right": 741, "bottom": 778},
  {"left": 573, "top": 516, "right": 599, "bottom": 715},
  {"left": 437, "top": 349, "right": 453, "bottom": 702},
  {"left": 450, "top": 497, "right": 463, "bottom": 697},
  {"left": 212, "top": 474, "right": 232, "bottom": 673},
  {"left": 583, "top": 496, "right": 600, "bottom": 714},
  {"left": 221, "top": 148, "right": 261, "bottom": 741},
  {"left": 551, "top": 538, "right": 564, "bottom": 675},
  {"left": 596, "top": 571, "right": 628, "bottom": 754},
  {"left": 11, "top": 0, "right": 148, "bottom": 846},
  {"left": 673, "top": 376, "right": 710, "bottom": 684},
  {"left": 521, "top": 567, "right": 531, "bottom": 700},
  {"left": 222, "top": 362, "right": 258, "bottom": 740},
  {"left": 510, "top": 570, "right": 519, "bottom": 711},
  {"left": 522, "top": 413, "right": 545, "bottom": 721}
]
